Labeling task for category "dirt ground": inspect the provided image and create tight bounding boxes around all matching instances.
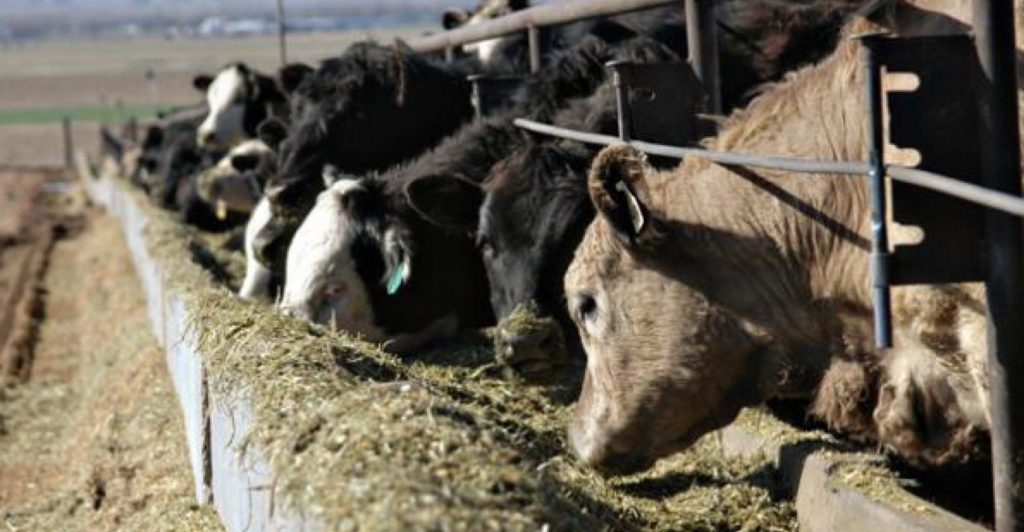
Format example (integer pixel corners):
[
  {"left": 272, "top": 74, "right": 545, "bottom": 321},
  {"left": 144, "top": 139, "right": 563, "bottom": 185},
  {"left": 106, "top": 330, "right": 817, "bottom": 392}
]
[{"left": 0, "top": 176, "right": 220, "bottom": 530}]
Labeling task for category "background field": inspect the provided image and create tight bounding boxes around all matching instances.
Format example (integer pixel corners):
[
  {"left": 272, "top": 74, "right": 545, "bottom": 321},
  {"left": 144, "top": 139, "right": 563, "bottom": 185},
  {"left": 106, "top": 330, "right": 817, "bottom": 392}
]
[{"left": 0, "top": 29, "right": 424, "bottom": 166}]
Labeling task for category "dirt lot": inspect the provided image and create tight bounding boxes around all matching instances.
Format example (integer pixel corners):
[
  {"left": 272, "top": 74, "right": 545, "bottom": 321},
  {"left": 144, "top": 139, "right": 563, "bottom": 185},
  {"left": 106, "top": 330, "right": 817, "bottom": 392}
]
[{"left": 0, "top": 173, "right": 220, "bottom": 530}]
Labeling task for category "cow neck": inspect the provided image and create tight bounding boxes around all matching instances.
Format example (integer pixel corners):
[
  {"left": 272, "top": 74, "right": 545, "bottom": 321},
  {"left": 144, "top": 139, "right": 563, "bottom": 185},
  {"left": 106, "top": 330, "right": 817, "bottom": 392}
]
[{"left": 647, "top": 31, "right": 878, "bottom": 388}]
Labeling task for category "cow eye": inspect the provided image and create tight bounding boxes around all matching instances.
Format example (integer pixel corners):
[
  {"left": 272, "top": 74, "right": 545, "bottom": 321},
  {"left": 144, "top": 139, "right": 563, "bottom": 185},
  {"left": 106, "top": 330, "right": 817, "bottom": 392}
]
[{"left": 577, "top": 294, "right": 597, "bottom": 323}]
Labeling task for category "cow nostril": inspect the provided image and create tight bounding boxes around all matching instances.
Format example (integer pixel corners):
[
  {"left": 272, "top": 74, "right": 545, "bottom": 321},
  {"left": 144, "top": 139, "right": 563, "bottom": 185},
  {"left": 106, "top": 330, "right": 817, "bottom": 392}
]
[{"left": 200, "top": 131, "right": 216, "bottom": 146}]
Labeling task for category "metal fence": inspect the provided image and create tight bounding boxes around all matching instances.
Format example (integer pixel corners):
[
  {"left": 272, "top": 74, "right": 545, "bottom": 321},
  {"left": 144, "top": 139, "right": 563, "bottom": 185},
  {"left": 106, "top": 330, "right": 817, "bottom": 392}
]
[{"left": 410, "top": 1, "right": 1024, "bottom": 530}]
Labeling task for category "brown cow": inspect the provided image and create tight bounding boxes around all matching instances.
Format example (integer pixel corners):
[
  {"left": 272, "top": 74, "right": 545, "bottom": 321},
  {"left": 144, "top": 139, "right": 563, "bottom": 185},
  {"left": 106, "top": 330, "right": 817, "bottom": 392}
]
[{"left": 563, "top": 1, "right": 994, "bottom": 474}]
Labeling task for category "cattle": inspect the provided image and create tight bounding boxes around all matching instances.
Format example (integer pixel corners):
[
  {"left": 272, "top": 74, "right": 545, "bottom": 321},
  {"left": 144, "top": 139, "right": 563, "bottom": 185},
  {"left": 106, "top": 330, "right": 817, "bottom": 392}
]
[
  {"left": 193, "top": 62, "right": 312, "bottom": 151},
  {"left": 561, "top": 3, "right": 990, "bottom": 475},
  {"left": 413, "top": 0, "right": 860, "bottom": 370},
  {"left": 195, "top": 139, "right": 274, "bottom": 219},
  {"left": 249, "top": 42, "right": 481, "bottom": 275},
  {"left": 276, "top": 35, "right": 679, "bottom": 352}
]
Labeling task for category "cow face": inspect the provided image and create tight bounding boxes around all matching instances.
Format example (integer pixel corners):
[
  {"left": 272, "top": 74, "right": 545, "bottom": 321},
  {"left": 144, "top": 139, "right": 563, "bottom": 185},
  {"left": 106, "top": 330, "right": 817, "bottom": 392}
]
[
  {"left": 196, "top": 139, "right": 272, "bottom": 217},
  {"left": 278, "top": 171, "right": 411, "bottom": 342},
  {"left": 196, "top": 65, "right": 249, "bottom": 149},
  {"left": 564, "top": 145, "right": 762, "bottom": 475},
  {"left": 196, "top": 63, "right": 285, "bottom": 151}
]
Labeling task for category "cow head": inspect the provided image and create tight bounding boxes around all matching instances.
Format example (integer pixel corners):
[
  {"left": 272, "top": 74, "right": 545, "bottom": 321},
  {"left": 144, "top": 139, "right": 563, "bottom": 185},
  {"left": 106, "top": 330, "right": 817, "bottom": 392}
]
[
  {"left": 196, "top": 139, "right": 273, "bottom": 218},
  {"left": 278, "top": 168, "right": 409, "bottom": 342},
  {"left": 407, "top": 142, "right": 593, "bottom": 371},
  {"left": 564, "top": 145, "right": 767, "bottom": 475},
  {"left": 195, "top": 63, "right": 289, "bottom": 151}
]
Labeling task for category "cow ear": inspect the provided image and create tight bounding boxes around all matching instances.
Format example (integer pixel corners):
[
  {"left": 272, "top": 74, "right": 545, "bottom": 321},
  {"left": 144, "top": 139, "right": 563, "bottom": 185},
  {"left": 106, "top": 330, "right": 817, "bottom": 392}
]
[
  {"left": 322, "top": 164, "right": 345, "bottom": 189},
  {"left": 193, "top": 74, "right": 213, "bottom": 92},
  {"left": 442, "top": 9, "right": 469, "bottom": 29},
  {"left": 277, "top": 63, "right": 313, "bottom": 95},
  {"left": 588, "top": 144, "right": 657, "bottom": 246},
  {"left": 257, "top": 118, "right": 288, "bottom": 151},
  {"left": 405, "top": 173, "right": 483, "bottom": 232},
  {"left": 230, "top": 153, "right": 261, "bottom": 173}
]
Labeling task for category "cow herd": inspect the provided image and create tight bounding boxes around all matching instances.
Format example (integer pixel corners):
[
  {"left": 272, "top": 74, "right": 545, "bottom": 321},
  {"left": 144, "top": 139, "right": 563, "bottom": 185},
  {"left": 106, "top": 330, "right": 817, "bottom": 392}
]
[{"left": 101, "top": 0, "right": 997, "bottom": 476}]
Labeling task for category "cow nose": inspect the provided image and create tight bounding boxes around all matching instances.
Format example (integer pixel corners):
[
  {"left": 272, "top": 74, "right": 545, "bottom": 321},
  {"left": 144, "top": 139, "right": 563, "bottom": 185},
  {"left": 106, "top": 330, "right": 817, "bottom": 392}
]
[
  {"left": 280, "top": 303, "right": 313, "bottom": 322},
  {"left": 200, "top": 131, "right": 217, "bottom": 147},
  {"left": 570, "top": 422, "right": 652, "bottom": 476},
  {"left": 493, "top": 304, "right": 566, "bottom": 377}
]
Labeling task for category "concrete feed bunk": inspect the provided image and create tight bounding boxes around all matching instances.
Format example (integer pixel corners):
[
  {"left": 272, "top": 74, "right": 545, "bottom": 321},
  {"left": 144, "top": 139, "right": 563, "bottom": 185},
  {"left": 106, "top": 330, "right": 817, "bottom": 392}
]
[{"left": 78, "top": 153, "right": 988, "bottom": 531}]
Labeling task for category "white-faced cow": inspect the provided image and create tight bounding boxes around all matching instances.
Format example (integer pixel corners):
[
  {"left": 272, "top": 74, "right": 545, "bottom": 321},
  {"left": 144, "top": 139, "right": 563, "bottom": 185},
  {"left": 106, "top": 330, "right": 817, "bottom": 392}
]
[
  {"left": 196, "top": 139, "right": 274, "bottom": 219},
  {"left": 562, "top": 3, "right": 991, "bottom": 474},
  {"left": 193, "top": 62, "right": 312, "bottom": 151}
]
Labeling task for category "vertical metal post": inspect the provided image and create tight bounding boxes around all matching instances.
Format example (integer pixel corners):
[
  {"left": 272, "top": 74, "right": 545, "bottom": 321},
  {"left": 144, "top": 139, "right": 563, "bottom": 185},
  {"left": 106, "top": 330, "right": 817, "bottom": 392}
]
[
  {"left": 468, "top": 75, "right": 483, "bottom": 119},
  {"left": 527, "top": 25, "right": 541, "bottom": 74},
  {"left": 685, "top": 0, "right": 720, "bottom": 113},
  {"left": 862, "top": 36, "right": 892, "bottom": 349},
  {"left": 607, "top": 61, "right": 632, "bottom": 141},
  {"left": 62, "top": 116, "right": 73, "bottom": 172},
  {"left": 974, "top": 1, "right": 1024, "bottom": 530},
  {"left": 445, "top": 46, "right": 455, "bottom": 64},
  {"left": 276, "top": 0, "right": 287, "bottom": 66}
]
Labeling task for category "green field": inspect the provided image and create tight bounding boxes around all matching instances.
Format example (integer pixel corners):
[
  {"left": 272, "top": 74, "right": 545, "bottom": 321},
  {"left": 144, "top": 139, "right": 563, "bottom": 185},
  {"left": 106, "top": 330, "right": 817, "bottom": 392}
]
[{"left": 0, "top": 103, "right": 183, "bottom": 125}]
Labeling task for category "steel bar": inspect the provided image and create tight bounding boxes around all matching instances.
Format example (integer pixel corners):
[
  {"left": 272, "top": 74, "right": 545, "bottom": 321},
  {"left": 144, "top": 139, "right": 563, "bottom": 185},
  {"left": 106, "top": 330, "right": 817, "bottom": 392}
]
[
  {"left": 514, "top": 118, "right": 1024, "bottom": 217},
  {"left": 528, "top": 26, "right": 541, "bottom": 74},
  {"left": 608, "top": 62, "right": 633, "bottom": 140},
  {"left": 409, "top": 0, "right": 680, "bottom": 53},
  {"left": 276, "top": 0, "right": 287, "bottom": 66},
  {"left": 974, "top": 0, "right": 1024, "bottom": 530},
  {"left": 62, "top": 116, "right": 73, "bottom": 172},
  {"left": 862, "top": 37, "right": 892, "bottom": 349},
  {"left": 685, "top": 0, "right": 721, "bottom": 113}
]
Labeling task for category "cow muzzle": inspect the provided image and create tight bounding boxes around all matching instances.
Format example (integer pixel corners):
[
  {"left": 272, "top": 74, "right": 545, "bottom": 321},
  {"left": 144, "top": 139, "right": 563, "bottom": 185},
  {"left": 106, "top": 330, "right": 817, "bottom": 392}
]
[{"left": 493, "top": 302, "right": 567, "bottom": 379}]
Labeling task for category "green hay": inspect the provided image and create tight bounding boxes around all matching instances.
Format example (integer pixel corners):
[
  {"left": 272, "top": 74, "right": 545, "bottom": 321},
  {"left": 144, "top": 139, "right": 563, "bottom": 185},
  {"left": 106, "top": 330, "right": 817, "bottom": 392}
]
[{"left": 114, "top": 176, "right": 810, "bottom": 530}]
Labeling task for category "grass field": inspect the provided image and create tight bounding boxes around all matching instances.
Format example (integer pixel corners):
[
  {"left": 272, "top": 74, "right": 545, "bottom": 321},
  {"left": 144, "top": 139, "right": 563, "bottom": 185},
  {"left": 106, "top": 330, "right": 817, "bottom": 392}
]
[
  {"left": 0, "top": 103, "right": 171, "bottom": 125},
  {"left": 0, "top": 28, "right": 425, "bottom": 165}
]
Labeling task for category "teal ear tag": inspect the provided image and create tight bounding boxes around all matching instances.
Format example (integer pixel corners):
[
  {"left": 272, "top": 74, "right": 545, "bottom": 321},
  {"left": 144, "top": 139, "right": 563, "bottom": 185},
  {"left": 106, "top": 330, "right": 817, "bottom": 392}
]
[{"left": 386, "top": 267, "right": 405, "bottom": 295}]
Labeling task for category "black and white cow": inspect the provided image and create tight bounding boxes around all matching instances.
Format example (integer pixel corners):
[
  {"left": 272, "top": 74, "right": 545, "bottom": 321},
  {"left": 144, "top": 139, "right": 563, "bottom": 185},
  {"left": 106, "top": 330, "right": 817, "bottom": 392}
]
[
  {"left": 195, "top": 139, "right": 275, "bottom": 219},
  {"left": 193, "top": 62, "right": 312, "bottom": 151},
  {"left": 248, "top": 42, "right": 481, "bottom": 277}
]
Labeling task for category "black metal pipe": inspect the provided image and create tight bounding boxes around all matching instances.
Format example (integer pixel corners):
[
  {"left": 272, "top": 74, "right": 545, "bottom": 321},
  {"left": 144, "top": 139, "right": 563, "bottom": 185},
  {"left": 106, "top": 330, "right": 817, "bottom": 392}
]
[
  {"left": 62, "top": 116, "right": 73, "bottom": 172},
  {"left": 607, "top": 61, "right": 633, "bottom": 141},
  {"left": 685, "top": 0, "right": 721, "bottom": 113},
  {"left": 861, "top": 36, "right": 892, "bottom": 349},
  {"left": 974, "top": 1, "right": 1024, "bottom": 530},
  {"left": 276, "top": 0, "right": 287, "bottom": 66}
]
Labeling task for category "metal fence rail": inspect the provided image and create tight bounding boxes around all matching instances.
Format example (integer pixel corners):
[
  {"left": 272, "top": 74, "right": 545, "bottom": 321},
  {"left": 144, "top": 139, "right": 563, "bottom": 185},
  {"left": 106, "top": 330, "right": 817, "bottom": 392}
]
[
  {"left": 514, "top": 117, "right": 1024, "bottom": 218},
  {"left": 407, "top": 0, "right": 678, "bottom": 53}
]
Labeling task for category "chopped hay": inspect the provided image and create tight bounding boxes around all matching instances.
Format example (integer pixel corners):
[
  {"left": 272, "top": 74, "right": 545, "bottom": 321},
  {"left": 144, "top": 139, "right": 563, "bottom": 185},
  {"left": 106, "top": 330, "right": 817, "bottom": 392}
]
[
  {"left": 120, "top": 176, "right": 807, "bottom": 530},
  {"left": 831, "top": 455, "right": 933, "bottom": 515}
]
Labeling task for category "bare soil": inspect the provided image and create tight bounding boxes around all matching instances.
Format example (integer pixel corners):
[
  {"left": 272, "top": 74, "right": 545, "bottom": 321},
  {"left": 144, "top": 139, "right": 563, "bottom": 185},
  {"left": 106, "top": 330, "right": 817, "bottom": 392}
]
[{"left": 0, "top": 181, "right": 220, "bottom": 530}]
